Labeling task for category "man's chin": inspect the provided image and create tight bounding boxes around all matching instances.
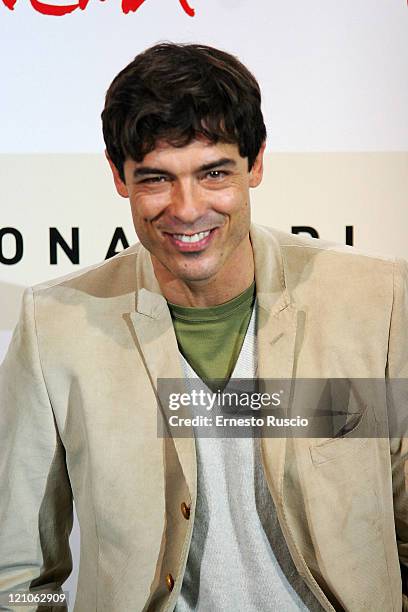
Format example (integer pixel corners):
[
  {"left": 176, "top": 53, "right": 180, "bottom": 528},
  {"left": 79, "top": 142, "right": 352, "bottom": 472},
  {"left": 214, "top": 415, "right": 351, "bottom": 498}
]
[
  {"left": 170, "top": 259, "right": 221, "bottom": 283},
  {"left": 151, "top": 250, "right": 223, "bottom": 285},
  {"left": 174, "top": 269, "right": 218, "bottom": 284}
]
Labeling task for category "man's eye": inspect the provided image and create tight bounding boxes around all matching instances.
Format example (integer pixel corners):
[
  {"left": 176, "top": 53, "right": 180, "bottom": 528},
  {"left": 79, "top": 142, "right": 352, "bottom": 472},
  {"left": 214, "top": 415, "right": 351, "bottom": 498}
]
[
  {"left": 142, "top": 176, "right": 167, "bottom": 184},
  {"left": 206, "top": 170, "right": 226, "bottom": 179}
]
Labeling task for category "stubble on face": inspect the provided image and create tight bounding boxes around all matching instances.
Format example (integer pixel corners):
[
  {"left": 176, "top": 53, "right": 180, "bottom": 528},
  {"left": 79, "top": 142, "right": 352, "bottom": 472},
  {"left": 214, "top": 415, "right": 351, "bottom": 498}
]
[{"left": 122, "top": 139, "right": 262, "bottom": 306}]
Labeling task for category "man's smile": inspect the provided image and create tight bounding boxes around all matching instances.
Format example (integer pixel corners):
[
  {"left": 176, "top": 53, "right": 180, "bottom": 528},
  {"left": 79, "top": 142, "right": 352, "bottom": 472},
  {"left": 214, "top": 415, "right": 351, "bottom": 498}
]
[{"left": 163, "top": 227, "right": 218, "bottom": 252}]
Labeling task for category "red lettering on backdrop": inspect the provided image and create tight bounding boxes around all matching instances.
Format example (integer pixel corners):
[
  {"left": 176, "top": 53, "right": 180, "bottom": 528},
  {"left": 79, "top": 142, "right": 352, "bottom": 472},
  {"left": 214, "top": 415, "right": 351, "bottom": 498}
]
[
  {"left": 2, "top": 0, "right": 195, "bottom": 16},
  {"left": 122, "top": 0, "right": 194, "bottom": 16},
  {"left": 32, "top": 0, "right": 88, "bottom": 15}
]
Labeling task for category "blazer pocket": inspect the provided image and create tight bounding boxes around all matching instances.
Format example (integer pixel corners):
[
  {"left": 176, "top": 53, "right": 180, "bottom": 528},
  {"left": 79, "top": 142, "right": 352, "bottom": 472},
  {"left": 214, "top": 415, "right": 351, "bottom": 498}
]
[{"left": 310, "top": 404, "right": 370, "bottom": 465}]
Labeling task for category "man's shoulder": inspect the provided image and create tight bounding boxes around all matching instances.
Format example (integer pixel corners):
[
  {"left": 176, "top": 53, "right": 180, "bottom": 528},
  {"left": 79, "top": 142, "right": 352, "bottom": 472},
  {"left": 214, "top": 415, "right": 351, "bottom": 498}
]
[
  {"left": 256, "top": 224, "right": 395, "bottom": 267},
  {"left": 31, "top": 242, "right": 142, "bottom": 298},
  {"left": 251, "top": 224, "right": 402, "bottom": 302},
  {"left": 253, "top": 224, "right": 398, "bottom": 282}
]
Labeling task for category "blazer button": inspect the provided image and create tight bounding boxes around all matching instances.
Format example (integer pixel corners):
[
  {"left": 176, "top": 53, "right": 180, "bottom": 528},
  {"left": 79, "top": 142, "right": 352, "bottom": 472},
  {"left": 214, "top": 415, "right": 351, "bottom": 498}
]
[
  {"left": 181, "top": 502, "right": 191, "bottom": 520},
  {"left": 165, "top": 573, "right": 175, "bottom": 592}
]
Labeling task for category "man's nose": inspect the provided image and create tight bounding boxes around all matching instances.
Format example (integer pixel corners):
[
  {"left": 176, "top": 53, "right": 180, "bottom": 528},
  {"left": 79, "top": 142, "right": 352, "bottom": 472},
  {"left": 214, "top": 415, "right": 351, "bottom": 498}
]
[{"left": 168, "top": 179, "right": 206, "bottom": 224}]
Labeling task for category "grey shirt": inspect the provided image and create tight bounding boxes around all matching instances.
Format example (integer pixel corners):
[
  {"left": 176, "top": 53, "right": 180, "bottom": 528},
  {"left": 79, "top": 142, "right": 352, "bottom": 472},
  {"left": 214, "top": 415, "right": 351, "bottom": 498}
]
[{"left": 175, "top": 305, "right": 323, "bottom": 612}]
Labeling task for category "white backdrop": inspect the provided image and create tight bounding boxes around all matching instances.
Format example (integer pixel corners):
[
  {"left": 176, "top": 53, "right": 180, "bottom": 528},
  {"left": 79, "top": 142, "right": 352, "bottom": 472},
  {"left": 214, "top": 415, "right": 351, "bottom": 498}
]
[
  {"left": 1, "top": 0, "right": 408, "bottom": 338},
  {"left": 1, "top": 1, "right": 408, "bottom": 608}
]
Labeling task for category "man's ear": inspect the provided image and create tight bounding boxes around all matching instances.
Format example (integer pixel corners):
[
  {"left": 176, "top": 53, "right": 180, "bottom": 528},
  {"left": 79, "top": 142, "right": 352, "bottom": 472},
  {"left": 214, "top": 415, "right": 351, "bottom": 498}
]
[
  {"left": 105, "top": 150, "right": 129, "bottom": 198},
  {"left": 249, "top": 142, "right": 266, "bottom": 188}
]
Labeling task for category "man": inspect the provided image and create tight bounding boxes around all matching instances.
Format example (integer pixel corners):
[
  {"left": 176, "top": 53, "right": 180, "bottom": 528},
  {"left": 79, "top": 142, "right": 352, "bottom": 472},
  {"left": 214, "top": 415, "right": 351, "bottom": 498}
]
[{"left": 0, "top": 42, "right": 407, "bottom": 612}]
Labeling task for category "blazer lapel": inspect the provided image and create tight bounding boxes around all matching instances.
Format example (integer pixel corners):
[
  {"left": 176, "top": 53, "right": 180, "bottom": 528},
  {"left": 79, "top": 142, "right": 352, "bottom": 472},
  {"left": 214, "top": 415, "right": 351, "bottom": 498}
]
[
  {"left": 126, "top": 247, "right": 196, "bottom": 497},
  {"left": 257, "top": 297, "right": 299, "bottom": 507},
  {"left": 250, "top": 225, "right": 299, "bottom": 507},
  {"left": 251, "top": 228, "right": 335, "bottom": 611}
]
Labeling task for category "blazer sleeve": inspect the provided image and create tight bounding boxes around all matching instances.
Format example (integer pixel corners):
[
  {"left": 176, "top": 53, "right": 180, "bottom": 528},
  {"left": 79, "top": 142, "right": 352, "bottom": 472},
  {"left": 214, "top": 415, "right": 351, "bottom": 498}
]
[
  {"left": 0, "top": 288, "right": 73, "bottom": 611},
  {"left": 387, "top": 259, "right": 408, "bottom": 610}
]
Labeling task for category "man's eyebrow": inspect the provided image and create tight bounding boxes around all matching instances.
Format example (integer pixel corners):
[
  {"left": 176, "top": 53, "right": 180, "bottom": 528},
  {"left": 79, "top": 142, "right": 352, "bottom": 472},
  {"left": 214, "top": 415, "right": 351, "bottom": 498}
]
[
  {"left": 132, "top": 167, "right": 173, "bottom": 178},
  {"left": 197, "top": 158, "right": 237, "bottom": 172}
]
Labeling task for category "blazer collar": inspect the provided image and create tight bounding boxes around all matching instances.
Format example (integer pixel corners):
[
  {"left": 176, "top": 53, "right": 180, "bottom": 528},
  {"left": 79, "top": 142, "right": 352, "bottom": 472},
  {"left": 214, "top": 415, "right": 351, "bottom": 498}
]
[
  {"left": 250, "top": 223, "right": 291, "bottom": 314},
  {"left": 249, "top": 225, "right": 299, "bottom": 505}
]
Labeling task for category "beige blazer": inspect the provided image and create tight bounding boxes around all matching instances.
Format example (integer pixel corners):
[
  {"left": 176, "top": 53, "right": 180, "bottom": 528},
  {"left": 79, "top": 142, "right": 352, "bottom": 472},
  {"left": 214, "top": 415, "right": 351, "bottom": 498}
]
[{"left": 1, "top": 224, "right": 407, "bottom": 612}]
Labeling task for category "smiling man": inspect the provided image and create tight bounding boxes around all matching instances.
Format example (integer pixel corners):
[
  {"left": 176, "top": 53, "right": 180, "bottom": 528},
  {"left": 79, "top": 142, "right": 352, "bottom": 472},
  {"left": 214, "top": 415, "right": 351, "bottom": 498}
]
[
  {"left": 1, "top": 43, "right": 408, "bottom": 612},
  {"left": 107, "top": 139, "right": 260, "bottom": 306}
]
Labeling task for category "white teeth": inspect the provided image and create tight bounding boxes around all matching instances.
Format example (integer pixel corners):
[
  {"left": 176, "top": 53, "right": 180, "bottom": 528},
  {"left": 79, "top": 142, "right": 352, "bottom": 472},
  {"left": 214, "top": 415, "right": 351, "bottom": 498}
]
[{"left": 173, "top": 230, "right": 211, "bottom": 243}]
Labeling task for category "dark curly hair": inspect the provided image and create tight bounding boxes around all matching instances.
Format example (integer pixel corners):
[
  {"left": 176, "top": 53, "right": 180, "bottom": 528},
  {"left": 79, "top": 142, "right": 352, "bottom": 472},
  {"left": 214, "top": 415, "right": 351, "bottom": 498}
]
[{"left": 101, "top": 42, "right": 267, "bottom": 182}]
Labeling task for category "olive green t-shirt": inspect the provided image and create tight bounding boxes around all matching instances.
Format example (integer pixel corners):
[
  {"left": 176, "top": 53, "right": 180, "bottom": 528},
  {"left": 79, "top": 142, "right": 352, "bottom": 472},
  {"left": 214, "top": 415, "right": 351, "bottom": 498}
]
[{"left": 167, "top": 281, "right": 256, "bottom": 389}]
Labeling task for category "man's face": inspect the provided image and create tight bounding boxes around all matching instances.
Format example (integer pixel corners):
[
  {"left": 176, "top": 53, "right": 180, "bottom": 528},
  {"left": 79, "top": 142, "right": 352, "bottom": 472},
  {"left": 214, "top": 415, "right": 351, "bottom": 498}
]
[{"left": 108, "top": 139, "right": 265, "bottom": 287}]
